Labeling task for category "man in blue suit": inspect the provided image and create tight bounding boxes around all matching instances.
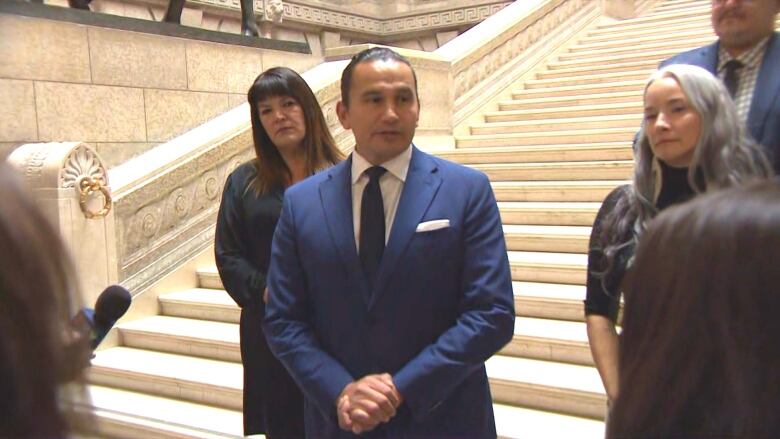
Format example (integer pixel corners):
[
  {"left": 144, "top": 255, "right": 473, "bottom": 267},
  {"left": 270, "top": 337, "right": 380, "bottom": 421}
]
[
  {"left": 264, "top": 47, "right": 515, "bottom": 437},
  {"left": 660, "top": 0, "right": 780, "bottom": 171}
]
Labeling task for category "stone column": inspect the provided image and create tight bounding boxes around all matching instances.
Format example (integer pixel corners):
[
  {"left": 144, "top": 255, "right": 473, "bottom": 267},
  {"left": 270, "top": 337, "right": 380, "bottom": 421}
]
[{"left": 7, "top": 142, "right": 119, "bottom": 306}]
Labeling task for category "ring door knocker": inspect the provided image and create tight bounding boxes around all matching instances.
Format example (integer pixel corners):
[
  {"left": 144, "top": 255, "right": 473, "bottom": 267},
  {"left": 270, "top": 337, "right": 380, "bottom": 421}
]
[{"left": 77, "top": 176, "right": 112, "bottom": 219}]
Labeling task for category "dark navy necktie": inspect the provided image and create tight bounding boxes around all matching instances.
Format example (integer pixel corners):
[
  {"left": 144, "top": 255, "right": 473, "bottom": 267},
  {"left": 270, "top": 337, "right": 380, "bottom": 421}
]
[
  {"left": 723, "top": 60, "right": 744, "bottom": 98},
  {"left": 360, "top": 166, "right": 387, "bottom": 290}
]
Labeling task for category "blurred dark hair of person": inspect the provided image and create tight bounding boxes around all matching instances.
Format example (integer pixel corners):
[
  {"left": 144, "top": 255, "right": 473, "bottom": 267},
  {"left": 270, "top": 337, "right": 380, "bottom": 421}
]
[
  {"left": 0, "top": 161, "right": 92, "bottom": 438},
  {"left": 608, "top": 180, "right": 780, "bottom": 439}
]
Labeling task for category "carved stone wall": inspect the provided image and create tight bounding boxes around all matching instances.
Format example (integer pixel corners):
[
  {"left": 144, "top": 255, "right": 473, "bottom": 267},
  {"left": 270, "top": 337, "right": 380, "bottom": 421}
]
[{"left": 112, "top": 128, "right": 252, "bottom": 292}]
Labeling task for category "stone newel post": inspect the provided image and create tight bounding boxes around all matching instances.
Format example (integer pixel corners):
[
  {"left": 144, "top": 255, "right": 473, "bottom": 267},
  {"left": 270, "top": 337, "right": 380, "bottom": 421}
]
[{"left": 7, "top": 142, "right": 119, "bottom": 307}]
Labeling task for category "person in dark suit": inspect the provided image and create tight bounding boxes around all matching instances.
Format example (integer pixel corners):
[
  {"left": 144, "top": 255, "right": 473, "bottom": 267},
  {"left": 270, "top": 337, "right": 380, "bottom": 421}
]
[
  {"left": 215, "top": 67, "right": 344, "bottom": 438},
  {"left": 264, "top": 47, "right": 515, "bottom": 438},
  {"left": 659, "top": 0, "right": 780, "bottom": 171}
]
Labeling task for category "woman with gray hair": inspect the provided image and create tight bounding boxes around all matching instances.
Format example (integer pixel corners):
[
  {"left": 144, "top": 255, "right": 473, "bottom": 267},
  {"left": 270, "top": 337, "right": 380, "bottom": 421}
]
[{"left": 583, "top": 63, "right": 772, "bottom": 406}]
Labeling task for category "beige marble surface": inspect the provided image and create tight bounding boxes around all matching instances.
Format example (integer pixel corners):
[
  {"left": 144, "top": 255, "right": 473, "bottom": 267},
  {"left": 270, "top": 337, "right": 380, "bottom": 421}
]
[
  {"left": 89, "top": 27, "right": 188, "bottom": 90},
  {"left": 185, "top": 41, "right": 266, "bottom": 94},
  {"left": 0, "top": 15, "right": 91, "bottom": 83},
  {"left": 144, "top": 89, "right": 230, "bottom": 142},
  {"left": 35, "top": 82, "right": 146, "bottom": 142},
  {"left": 0, "top": 79, "right": 37, "bottom": 142}
]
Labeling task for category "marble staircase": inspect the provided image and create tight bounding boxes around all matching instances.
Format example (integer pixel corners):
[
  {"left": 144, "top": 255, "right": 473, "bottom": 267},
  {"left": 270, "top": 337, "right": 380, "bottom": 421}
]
[{"left": 86, "top": 0, "right": 719, "bottom": 437}]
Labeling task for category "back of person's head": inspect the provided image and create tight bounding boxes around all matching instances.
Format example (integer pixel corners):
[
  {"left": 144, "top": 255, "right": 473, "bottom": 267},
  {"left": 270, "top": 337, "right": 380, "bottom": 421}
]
[
  {"left": 0, "top": 162, "right": 89, "bottom": 437},
  {"left": 246, "top": 66, "right": 343, "bottom": 193},
  {"left": 339, "top": 46, "right": 418, "bottom": 108},
  {"left": 608, "top": 181, "right": 780, "bottom": 439}
]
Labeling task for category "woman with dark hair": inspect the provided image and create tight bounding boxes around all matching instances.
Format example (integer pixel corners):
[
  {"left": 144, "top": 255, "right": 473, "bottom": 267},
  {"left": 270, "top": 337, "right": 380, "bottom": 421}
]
[
  {"left": 608, "top": 181, "right": 780, "bottom": 438},
  {"left": 584, "top": 64, "right": 772, "bottom": 406},
  {"left": 215, "top": 67, "right": 344, "bottom": 437},
  {"left": 0, "top": 162, "right": 91, "bottom": 438}
]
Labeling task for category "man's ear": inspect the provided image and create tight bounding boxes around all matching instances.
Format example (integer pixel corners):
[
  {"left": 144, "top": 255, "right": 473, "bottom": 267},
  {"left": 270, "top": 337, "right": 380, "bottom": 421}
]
[{"left": 336, "top": 100, "right": 351, "bottom": 130}]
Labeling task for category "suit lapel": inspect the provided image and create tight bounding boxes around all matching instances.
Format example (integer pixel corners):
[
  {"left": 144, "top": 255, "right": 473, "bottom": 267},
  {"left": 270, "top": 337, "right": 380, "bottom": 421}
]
[
  {"left": 748, "top": 32, "right": 780, "bottom": 143},
  {"left": 319, "top": 157, "right": 370, "bottom": 305},
  {"left": 368, "top": 147, "right": 442, "bottom": 310},
  {"left": 699, "top": 41, "right": 719, "bottom": 73}
]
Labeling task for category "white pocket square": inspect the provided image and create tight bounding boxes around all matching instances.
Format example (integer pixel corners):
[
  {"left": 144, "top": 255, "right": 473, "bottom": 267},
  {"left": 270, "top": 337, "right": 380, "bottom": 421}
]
[{"left": 415, "top": 219, "right": 450, "bottom": 233}]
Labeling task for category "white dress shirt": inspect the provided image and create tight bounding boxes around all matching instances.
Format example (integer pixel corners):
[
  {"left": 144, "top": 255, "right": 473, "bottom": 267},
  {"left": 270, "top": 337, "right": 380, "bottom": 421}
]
[{"left": 351, "top": 145, "right": 412, "bottom": 251}]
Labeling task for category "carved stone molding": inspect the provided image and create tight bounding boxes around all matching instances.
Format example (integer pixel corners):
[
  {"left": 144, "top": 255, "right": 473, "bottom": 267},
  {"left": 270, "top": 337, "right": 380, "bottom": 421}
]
[
  {"left": 7, "top": 142, "right": 109, "bottom": 193},
  {"left": 263, "top": 0, "right": 285, "bottom": 22},
  {"left": 114, "top": 130, "right": 254, "bottom": 292},
  {"left": 379, "top": 4, "right": 509, "bottom": 35},
  {"left": 62, "top": 145, "right": 108, "bottom": 190},
  {"left": 184, "top": 0, "right": 510, "bottom": 36}
]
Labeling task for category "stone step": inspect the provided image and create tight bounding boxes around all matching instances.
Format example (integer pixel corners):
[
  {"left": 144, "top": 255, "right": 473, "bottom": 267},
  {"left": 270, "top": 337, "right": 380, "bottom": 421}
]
[
  {"left": 92, "top": 348, "right": 605, "bottom": 422},
  {"left": 562, "top": 35, "right": 714, "bottom": 59},
  {"left": 163, "top": 281, "right": 588, "bottom": 323},
  {"left": 491, "top": 180, "right": 624, "bottom": 202},
  {"left": 503, "top": 224, "right": 590, "bottom": 253},
  {"left": 487, "top": 355, "right": 606, "bottom": 420},
  {"left": 471, "top": 115, "right": 639, "bottom": 136},
  {"left": 539, "top": 59, "right": 659, "bottom": 78},
  {"left": 160, "top": 288, "right": 239, "bottom": 323},
  {"left": 508, "top": 251, "right": 587, "bottom": 285},
  {"left": 548, "top": 47, "right": 698, "bottom": 69},
  {"left": 160, "top": 288, "right": 238, "bottom": 322},
  {"left": 500, "top": 91, "right": 642, "bottom": 111},
  {"left": 88, "top": 347, "right": 243, "bottom": 411},
  {"left": 484, "top": 102, "right": 642, "bottom": 122},
  {"left": 455, "top": 127, "right": 637, "bottom": 148},
  {"left": 494, "top": 403, "right": 604, "bottom": 439},
  {"left": 501, "top": 317, "right": 592, "bottom": 366},
  {"left": 572, "top": 27, "right": 713, "bottom": 52},
  {"left": 626, "top": 2, "right": 709, "bottom": 21},
  {"left": 120, "top": 312, "right": 592, "bottom": 368},
  {"left": 514, "top": 281, "right": 587, "bottom": 322},
  {"left": 652, "top": 0, "right": 709, "bottom": 13},
  {"left": 118, "top": 315, "right": 241, "bottom": 362},
  {"left": 485, "top": 102, "right": 643, "bottom": 123},
  {"left": 434, "top": 143, "right": 633, "bottom": 165},
  {"left": 88, "top": 385, "right": 244, "bottom": 439},
  {"left": 641, "top": 1, "right": 710, "bottom": 15},
  {"left": 556, "top": 45, "right": 700, "bottom": 64},
  {"left": 591, "top": 11, "right": 709, "bottom": 33},
  {"left": 522, "top": 69, "right": 653, "bottom": 89},
  {"left": 92, "top": 377, "right": 605, "bottom": 438},
  {"left": 581, "top": 18, "right": 710, "bottom": 43},
  {"left": 498, "top": 201, "right": 600, "bottom": 226},
  {"left": 513, "top": 80, "right": 645, "bottom": 98},
  {"left": 474, "top": 160, "right": 633, "bottom": 182}
]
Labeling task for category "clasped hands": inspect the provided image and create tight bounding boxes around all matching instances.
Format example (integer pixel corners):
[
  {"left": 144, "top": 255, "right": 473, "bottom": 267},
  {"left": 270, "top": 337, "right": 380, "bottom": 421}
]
[{"left": 336, "top": 373, "right": 403, "bottom": 434}]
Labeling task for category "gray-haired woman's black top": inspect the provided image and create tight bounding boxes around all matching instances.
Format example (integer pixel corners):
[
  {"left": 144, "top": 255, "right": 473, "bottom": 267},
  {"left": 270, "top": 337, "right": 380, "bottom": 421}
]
[{"left": 584, "top": 162, "right": 696, "bottom": 322}]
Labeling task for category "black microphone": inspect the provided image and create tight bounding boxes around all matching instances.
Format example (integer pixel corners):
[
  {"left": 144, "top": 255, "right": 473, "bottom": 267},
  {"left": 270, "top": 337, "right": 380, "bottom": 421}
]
[{"left": 72, "top": 285, "right": 132, "bottom": 350}]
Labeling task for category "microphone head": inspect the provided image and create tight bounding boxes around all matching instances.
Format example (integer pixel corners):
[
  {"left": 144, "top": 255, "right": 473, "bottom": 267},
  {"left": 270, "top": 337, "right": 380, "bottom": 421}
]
[{"left": 94, "top": 285, "right": 131, "bottom": 326}]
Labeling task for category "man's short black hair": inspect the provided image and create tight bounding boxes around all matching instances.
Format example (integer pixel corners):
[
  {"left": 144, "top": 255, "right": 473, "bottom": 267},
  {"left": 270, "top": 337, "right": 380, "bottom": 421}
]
[{"left": 340, "top": 47, "right": 419, "bottom": 108}]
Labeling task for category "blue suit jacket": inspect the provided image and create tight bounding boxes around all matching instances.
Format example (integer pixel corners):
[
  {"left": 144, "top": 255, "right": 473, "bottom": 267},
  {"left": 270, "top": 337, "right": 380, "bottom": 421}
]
[
  {"left": 265, "top": 146, "right": 515, "bottom": 438},
  {"left": 660, "top": 32, "right": 780, "bottom": 172}
]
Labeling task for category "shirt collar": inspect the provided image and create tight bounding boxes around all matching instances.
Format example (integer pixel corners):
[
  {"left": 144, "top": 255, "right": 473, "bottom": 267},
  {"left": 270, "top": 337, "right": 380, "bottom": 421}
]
[
  {"left": 718, "top": 36, "right": 770, "bottom": 72},
  {"left": 351, "top": 145, "right": 413, "bottom": 185}
]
